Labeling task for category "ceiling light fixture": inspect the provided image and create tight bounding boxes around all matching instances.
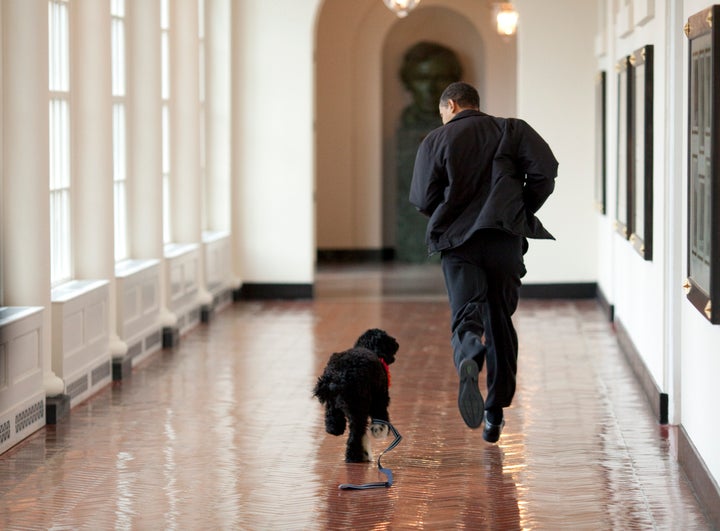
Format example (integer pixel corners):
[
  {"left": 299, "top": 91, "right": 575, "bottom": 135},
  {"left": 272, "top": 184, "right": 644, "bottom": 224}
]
[
  {"left": 496, "top": 3, "right": 519, "bottom": 36},
  {"left": 383, "top": 0, "right": 421, "bottom": 18}
]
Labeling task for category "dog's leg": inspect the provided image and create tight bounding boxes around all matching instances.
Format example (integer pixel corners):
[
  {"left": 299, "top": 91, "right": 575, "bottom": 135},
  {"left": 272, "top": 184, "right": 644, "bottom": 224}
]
[
  {"left": 345, "top": 410, "right": 371, "bottom": 463},
  {"left": 369, "top": 391, "right": 391, "bottom": 439},
  {"left": 345, "top": 432, "right": 372, "bottom": 463},
  {"left": 325, "top": 406, "right": 346, "bottom": 436}
]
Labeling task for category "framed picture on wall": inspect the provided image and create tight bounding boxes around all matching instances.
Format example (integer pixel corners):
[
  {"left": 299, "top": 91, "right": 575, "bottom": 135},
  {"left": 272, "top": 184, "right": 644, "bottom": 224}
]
[
  {"left": 629, "top": 45, "right": 654, "bottom": 260},
  {"left": 595, "top": 71, "right": 607, "bottom": 214},
  {"left": 684, "top": 5, "right": 720, "bottom": 324},
  {"left": 615, "top": 56, "right": 632, "bottom": 239}
]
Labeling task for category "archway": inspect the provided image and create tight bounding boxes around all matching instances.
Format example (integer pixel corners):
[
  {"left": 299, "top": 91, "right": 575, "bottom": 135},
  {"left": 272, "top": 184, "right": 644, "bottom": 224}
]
[{"left": 315, "top": 0, "right": 517, "bottom": 262}]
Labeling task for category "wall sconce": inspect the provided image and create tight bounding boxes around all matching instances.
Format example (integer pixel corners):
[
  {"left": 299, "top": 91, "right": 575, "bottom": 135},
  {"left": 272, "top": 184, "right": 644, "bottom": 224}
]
[
  {"left": 496, "top": 3, "right": 519, "bottom": 36},
  {"left": 383, "top": 0, "right": 421, "bottom": 18}
]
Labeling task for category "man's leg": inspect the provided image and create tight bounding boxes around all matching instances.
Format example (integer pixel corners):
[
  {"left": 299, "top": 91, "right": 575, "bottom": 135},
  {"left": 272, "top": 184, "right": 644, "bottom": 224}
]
[
  {"left": 481, "top": 232, "right": 525, "bottom": 441},
  {"left": 441, "top": 241, "right": 488, "bottom": 429},
  {"left": 441, "top": 252, "right": 487, "bottom": 371}
]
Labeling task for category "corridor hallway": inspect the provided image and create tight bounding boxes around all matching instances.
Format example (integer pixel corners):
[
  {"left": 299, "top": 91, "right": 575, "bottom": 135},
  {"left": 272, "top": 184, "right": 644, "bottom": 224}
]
[{"left": 0, "top": 264, "right": 711, "bottom": 529}]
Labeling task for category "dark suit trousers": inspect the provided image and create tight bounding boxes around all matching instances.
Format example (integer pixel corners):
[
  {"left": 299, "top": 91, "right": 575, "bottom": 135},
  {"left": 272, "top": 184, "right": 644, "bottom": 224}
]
[{"left": 440, "top": 229, "right": 526, "bottom": 411}]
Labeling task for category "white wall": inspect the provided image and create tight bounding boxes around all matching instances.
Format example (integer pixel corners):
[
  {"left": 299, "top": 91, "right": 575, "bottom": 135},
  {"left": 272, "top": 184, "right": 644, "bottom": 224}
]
[
  {"left": 315, "top": 1, "right": 388, "bottom": 250},
  {"left": 514, "top": 0, "right": 598, "bottom": 284},
  {"left": 595, "top": 0, "right": 616, "bottom": 318},
  {"left": 598, "top": 0, "right": 669, "bottom": 403},
  {"left": 231, "top": 0, "right": 318, "bottom": 284}
]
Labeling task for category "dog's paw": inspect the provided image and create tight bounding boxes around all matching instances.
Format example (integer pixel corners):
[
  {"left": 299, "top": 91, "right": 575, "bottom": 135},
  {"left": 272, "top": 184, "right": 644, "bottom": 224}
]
[{"left": 370, "top": 421, "right": 389, "bottom": 439}]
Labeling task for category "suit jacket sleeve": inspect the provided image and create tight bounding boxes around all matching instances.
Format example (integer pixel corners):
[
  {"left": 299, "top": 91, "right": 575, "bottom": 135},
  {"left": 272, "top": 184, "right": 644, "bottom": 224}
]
[
  {"left": 513, "top": 120, "right": 558, "bottom": 214},
  {"left": 409, "top": 133, "right": 447, "bottom": 218}
]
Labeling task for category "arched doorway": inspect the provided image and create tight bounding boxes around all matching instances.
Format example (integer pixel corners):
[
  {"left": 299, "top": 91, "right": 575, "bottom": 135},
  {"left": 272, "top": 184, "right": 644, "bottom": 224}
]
[{"left": 315, "top": 0, "right": 517, "bottom": 263}]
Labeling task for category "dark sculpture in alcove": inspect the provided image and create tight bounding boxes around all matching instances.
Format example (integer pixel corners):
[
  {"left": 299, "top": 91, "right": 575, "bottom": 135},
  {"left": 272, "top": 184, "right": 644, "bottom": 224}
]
[{"left": 395, "top": 41, "right": 462, "bottom": 262}]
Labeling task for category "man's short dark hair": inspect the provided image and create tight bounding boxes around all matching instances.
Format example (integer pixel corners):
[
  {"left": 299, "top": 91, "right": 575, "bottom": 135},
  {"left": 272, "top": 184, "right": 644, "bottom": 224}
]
[{"left": 439, "top": 82, "right": 479, "bottom": 109}]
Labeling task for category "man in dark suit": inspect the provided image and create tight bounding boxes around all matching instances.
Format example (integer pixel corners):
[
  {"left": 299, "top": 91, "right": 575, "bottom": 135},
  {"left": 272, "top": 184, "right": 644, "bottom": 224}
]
[{"left": 410, "top": 82, "right": 558, "bottom": 442}]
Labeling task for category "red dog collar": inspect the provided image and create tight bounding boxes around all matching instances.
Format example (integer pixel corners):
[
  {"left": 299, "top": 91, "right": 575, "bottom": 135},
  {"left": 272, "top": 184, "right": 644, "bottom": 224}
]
[{"left": 380, "top": 358, "right": 391, "bottom": 387}]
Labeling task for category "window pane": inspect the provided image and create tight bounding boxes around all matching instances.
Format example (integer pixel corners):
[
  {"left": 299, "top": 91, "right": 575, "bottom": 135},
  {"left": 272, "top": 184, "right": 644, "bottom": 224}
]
[
  {"left": 163, "top": 174, "right": 171, "bottom": 243},
  {"left": 161, "top": 32, "right": 170, "bottom": 100},
  {"left": 48, "top": 1, "right": 70, "bottom": 92},
  {"left": 113, "top": 103, "right": 128, "bottom": 260},
  {"left": 111, "top": 0, "right": 125, "bottom": 17},
  {"left": 198, "top": 0, "right": 205, "bottom": 39},
  {"left": 111, "top": 17, "right": 126, "bottom": 97},
  {"left": 161, "top": 0, "right": 171, "bottom": 242},
  {"left": 114, "top": 181, "right": 127, "bottom": 260},
  {"left": 112, "top": 0, "right": 128, "bottom": 260},
  {"left": 113, "top": 105, "right": 124, "bottom": 181},
  {"left": 160, "top": 0, "right": 169, "bottom": 30},
  {"left": 162, "top": 105, "right": 170, "bottom": 174},
  {"left": 49, "top": 0, "right": 72, "bottom": 285}
]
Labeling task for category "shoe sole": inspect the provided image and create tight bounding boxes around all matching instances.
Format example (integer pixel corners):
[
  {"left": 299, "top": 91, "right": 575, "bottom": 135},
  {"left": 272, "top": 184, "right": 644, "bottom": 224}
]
[{"left": 458, "top": 359, "right": 484, "bottom": 429}]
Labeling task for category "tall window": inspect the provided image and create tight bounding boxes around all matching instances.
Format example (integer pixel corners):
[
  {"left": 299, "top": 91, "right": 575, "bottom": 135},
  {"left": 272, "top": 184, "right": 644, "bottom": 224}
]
[
  {"left": 111, "top": 0, "right": 128, "bottom": 260},
  {"left": 161, "top": 0, "right": 171, "bottom": 243},
  {"left": 49, "top": 0, "right": 72, "bottom": 285}
]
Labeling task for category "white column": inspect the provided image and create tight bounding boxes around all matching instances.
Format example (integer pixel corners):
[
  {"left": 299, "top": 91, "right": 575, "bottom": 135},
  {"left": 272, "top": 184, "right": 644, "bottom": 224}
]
[
  {"left": 127, "top": 0, "right": 175, "bottom": 326},
  {"left": 170, "top": 0, "right": 200, "bottom": 242},
  {"left": 73, "top": 0, "right": 126, "bottom": 357},
  {"left": 663, "top": 0, "right": 684, "bottom": 426},
  {"left": 205, "top": 0, "right": 231, "bottom": 233},
  {"left": 171, "top": 0, "right": 211, "bottom": 305},
  {"left": 229, "top": 1, "right": 245, "bottom": 284},
  {"left": 1, "top": 0, "right": 64, "bottom": 396},
  {"left": 127, "top": 0, "right": 163, "bottom": 260}
]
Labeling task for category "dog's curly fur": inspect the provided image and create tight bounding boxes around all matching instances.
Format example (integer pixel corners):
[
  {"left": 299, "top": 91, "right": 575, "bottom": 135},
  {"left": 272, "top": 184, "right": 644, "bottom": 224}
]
[{"left": 313, "top": 329, "right": 399, "bottom": 463}]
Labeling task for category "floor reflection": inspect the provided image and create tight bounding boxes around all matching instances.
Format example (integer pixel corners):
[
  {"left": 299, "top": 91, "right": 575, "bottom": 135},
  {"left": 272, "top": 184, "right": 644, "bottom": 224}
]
[{"left": 0, "top": 266, "right": 712, "bottom": 529}]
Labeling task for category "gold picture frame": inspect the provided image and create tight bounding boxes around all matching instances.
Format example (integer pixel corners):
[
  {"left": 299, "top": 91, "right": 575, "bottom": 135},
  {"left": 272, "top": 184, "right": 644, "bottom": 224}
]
[{"left": 685, "top": 5, "right": 720, "bottom": 323}]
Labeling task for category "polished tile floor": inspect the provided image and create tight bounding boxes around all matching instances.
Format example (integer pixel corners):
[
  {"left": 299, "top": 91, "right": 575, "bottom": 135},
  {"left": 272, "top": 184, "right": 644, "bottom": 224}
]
[{"left": 0, "top": 264, "right": 712, "bottom": 530}]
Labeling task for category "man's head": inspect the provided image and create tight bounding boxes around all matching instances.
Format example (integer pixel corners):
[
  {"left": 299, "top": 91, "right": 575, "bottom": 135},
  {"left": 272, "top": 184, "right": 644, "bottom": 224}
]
[{"left": 438, "top": 82, "right": 480, "bottom": 124}]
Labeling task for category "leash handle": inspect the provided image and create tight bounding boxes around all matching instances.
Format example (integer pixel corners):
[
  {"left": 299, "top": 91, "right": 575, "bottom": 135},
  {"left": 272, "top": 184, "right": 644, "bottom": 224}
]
[{"left": 338, "top": 420, "right": 402, "bottom": 490}]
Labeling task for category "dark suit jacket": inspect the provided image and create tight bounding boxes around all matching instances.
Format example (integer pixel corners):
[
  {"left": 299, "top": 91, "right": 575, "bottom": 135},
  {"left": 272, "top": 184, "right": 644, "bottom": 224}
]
[{"left": 409, "top": 109, "right": 558, "bottom": 255}]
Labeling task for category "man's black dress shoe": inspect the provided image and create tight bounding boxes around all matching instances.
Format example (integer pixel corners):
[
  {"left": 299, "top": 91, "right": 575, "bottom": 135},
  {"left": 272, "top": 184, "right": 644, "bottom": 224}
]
[
  {"left": 457, "top": 359, "right": 484, "bottom": 429},
  {"left": 482, "top": 413, "right": 505, "bottom": 443}
]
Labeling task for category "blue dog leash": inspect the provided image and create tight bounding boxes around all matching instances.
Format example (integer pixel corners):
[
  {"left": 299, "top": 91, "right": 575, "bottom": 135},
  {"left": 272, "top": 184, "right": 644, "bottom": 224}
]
[{"left": 338, "top": 420, "right": 402, "bottom": 490}]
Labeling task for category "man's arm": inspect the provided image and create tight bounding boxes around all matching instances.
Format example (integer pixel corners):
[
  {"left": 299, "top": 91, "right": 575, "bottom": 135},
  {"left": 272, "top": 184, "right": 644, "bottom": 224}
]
[
  {"left": 409, "top": 137, "right": 446, "bottom": 217},
  {"left": 515, "top": 121, "right": 558, "bottom": 214}
]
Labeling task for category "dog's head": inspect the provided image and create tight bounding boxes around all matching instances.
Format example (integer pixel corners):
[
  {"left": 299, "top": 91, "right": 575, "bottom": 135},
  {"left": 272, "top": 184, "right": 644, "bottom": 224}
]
[{"left": 354, "top": 329, "right": 399, "bottom": 365}]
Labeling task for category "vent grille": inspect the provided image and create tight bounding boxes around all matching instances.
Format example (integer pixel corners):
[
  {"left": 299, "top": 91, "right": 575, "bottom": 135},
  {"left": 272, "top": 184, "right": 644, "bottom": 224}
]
[
  {"left": 15, "top": 401, "right": 44, "bottom": 433},
  {"left": 67, "top": 374, "right": 89, "bottom": 399},
  {"left": 145, "top": 330, "right": 161, "bottom": 350},
  {"left": 91, "top": 360, "right": 111, "bottom": 386},
  {"left": 128, "top": 341, "right": 143, "bottom": 359},
  {"left": 0, "top": 420, "right": 10, "bottom": 444}
]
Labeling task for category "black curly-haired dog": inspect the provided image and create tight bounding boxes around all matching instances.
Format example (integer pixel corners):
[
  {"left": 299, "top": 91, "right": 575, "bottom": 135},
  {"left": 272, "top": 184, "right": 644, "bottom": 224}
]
[{"left": 313, "top": 329, "right": 399, "bottom": 463}]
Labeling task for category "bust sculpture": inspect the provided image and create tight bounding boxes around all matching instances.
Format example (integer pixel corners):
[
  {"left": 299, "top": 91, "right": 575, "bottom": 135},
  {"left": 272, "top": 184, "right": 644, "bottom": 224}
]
[{"left": 396, "top": 42, "right": 462, "bottom": 262}]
